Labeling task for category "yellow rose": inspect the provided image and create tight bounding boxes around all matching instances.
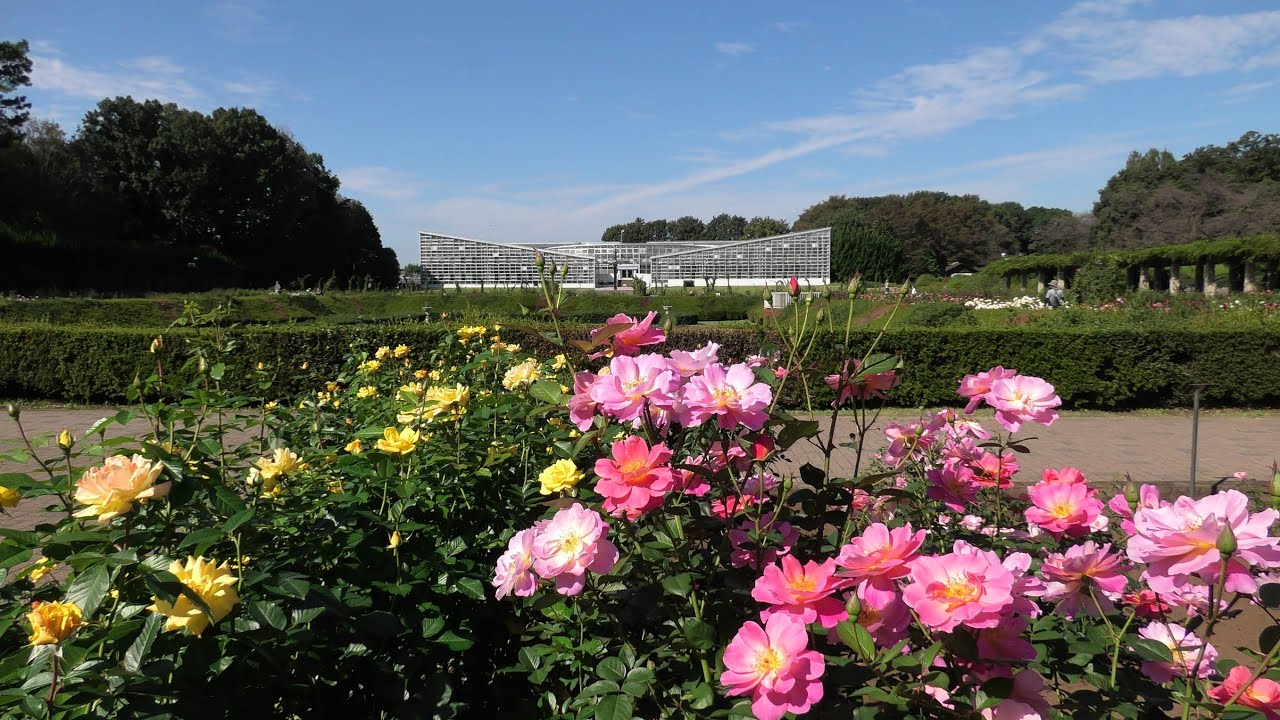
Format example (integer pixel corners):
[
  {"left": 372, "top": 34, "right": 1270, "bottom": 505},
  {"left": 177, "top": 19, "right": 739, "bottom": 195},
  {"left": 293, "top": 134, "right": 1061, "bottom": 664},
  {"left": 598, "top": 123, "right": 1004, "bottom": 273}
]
[
  {"left": 256, "top": 362, "right": 266, "bottom": 371},
  {"left": 28, "top": 558, "right": 55, "bottom": 583},
  {"left": 428, "top": 369, "right": 443, "bottom": 381},
  {"left": 551, "top": 354, "right": 569, "bottom": 370},
  {"left": 344, "top": 439, "right": 363, "bottom": 455},
  {"left": 0, "top": 485, "right": 19, "bottom": 509},
  {"left": 502, "top": 359, "right": 541, "bottom": 390},
  {"left": 74, "top": 454, "right": 170, "bottom": 523},
  {"left": 265, "top": 401, "right": 278, "bottom": 411},
  {"left": 421, "top": 384, "right": 470, "bottom": 422},
  {"left": 300, "top": 361, "right": 310, "bottom": 370},
  {"left": 359, "top": 360, "right": 382, "bottom": 373},
  {"left": 326, "top": 382, "right": 340, "bottom": 393},
  {"left": 357, "top": 386, "right": 379, "bottom": 399},
  {"left": 393, "top": 344, "right": 410, "bottom": 359},
  {"left": 375, "top": 346, "right": 392, "bottom": 361},
  {"left": 375, "top": 427, "right": 420, "bottom": 455},
  {"left": 400, "top": 382, "right": 426, "bottom": 398},
  {"left": 57, "top": 429, "right": 74, "bottom": 451},
  {"left": 254, "top": 448, "right": 307, "bottom": 482},
  {"left": 413, "top": 369, "right": 429, "bottom": 380},
  {"left": 538, "top": 458, "right": 583, "bottom": 495},
  {"left": 505, "top": 343, "right": 522, "bottom": 353},
  {"left": 27, "top": 601, "right": 82, "bottom": 645},
  {"left": 147, "top": 556, "right": 239, "bottom": 636},
  {"left": 387, "top": 530, "right": 403, "bottom": 549},
  {"left": 149, "top": 336, "right": 163, "bottom": 354}
]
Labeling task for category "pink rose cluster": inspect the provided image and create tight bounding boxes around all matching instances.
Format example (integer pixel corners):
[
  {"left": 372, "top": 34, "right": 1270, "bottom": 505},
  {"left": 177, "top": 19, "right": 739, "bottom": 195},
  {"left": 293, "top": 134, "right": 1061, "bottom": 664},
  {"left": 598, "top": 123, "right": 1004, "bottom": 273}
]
[
  {"left": 957, "top": 366, "right": 1062, "bottom": 434},
  {"left": 492, "top": 503, "right": 619, "bottom": 599},
  {"left": 823, "top": 358, "right": 899, "bottom": 408},
  {"left": 570, "top": 339, "right": 774, "bottom": 434}
]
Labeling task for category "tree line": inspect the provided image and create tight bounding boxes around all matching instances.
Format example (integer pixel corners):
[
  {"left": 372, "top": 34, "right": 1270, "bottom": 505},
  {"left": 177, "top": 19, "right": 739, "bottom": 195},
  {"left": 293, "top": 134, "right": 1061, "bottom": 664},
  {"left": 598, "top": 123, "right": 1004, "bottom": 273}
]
[
  {"left": 1, "top": 39, "right": 398, "bottom": 294},
  {"left": 600, "top": 214, "right": 791, "bottom": 245}
]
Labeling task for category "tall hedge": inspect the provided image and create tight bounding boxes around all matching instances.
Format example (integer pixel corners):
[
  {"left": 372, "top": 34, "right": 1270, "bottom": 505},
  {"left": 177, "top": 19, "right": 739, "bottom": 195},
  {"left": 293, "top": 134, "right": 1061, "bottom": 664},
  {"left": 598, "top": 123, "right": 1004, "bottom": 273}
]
[{"left": 1, "top": 325, "right": 1277, "bottom": 409}]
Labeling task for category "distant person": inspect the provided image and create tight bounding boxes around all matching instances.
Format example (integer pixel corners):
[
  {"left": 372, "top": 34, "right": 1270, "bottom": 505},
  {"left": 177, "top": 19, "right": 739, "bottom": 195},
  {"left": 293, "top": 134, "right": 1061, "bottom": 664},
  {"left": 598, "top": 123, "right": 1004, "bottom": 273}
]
[{"left": 1045, "top": 282, "right": 1064, "bottom": 308}]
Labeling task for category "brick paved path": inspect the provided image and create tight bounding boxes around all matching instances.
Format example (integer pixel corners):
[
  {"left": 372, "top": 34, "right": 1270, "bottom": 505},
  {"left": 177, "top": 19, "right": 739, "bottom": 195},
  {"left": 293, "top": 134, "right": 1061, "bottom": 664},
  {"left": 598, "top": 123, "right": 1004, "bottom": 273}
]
[{"left": 3, "top": 407, "right": 1278, "bottom": 530}]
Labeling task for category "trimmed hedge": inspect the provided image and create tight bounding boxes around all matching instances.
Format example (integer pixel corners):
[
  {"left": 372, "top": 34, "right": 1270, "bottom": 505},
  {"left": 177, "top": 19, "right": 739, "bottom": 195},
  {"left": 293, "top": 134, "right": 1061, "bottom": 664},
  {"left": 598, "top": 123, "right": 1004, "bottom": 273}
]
[
  {"left": 981, "top": 233, "right": 1280, "bottom": 278},
  {"left": 2, "top": 325, "right": 1278, "bottom": 409}
]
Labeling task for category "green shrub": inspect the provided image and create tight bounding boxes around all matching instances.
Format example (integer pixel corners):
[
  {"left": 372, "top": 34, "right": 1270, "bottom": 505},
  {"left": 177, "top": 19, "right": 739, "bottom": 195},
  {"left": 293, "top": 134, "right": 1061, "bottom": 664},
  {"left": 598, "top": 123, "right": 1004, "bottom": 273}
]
[
  {"left": 905, "top": 303, "right": 977, "bottom": 327},
  {"left": 1073, "top": 259, "right": 1129, "bottom": 304},
  {"left": 944, "top": 273, "right": 1007, "bottom": 297},
  {"left": 3, "top": 324, "right": 1278, "bottom": 409}
]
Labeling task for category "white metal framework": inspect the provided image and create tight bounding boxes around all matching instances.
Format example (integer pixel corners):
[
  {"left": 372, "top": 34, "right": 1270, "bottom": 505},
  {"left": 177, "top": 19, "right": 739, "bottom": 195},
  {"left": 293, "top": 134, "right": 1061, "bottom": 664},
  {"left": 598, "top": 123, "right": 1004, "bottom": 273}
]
[{"left": 417, "top": 228, "right": 831, "bottom": 289}]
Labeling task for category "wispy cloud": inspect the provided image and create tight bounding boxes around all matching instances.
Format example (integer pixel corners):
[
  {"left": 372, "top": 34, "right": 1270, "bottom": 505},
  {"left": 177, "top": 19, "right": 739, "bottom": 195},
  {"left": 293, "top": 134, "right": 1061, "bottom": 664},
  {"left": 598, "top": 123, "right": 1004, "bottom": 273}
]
[
  {"left": 337, "top": 166, "right": 428, "bottom": 202},
  {"left": 578, "top": 1, "right": 1280, "bottom": 210},
  {"left": 223, "top": 79, "right": 278, "bottom": 98},
  {"left": 774, "top": 21, "right": 800, "bottom": 32},
  {"left": 1224, "top": 78, "right": 1280, "bottom": 96},
  {"left": 30, "top": 49, "right": 202, "bottom": 105},
  {"left": 714, "top": 41, "right": 755, "bottom": 56},
  {"left": 211, "top": 2, "right": 272, "bottom": 41}
]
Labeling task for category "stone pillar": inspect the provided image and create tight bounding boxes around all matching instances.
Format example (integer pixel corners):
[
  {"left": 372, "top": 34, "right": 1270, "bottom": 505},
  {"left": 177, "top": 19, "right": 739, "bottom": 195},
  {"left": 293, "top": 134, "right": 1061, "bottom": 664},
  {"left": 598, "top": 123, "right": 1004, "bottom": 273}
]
[
  {"left": 1168, "top": 265, "right": 1181, "bottom": 294},
  {"left": 1244, "top": 261, "right": 1258, "bottom": 293},
  {"left": 1138, "top": 267, "right": 1151, "bottom": 291},
  {"left": 1203, "top": 261, "right": 1217, "bottom": 298},
  {"left": 1036, "top": 271, "right": 1048, "bottom": 294},
  {"left": 1055, "top": 269, "right": 1068, "bottom": 290}
]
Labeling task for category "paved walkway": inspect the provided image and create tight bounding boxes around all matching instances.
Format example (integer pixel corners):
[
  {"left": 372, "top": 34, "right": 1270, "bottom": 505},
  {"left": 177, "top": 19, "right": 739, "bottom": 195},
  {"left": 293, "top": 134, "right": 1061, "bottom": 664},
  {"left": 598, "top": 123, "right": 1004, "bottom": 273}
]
[{"left": 2, "top": 407, "right": 1278, "bottom": 530}]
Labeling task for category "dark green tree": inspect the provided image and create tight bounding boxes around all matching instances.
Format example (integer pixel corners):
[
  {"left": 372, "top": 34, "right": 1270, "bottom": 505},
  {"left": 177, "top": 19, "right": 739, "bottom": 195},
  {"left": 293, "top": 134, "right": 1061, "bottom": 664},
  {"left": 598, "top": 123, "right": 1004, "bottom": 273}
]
[
  {"left": 742, "top": 216, "right": 791, "bottom": 239},
  {"left": 0, "top": 40, "right": 32, "bottom": 145},
  {"left": 667, "top": 215, "right": 705, "bottom": 243},
  {"left": 703, "top": 213, "right": 747, "bottom": 243},
  {"left": 827, "top": 209, "right": 903, "bottom": 282}
]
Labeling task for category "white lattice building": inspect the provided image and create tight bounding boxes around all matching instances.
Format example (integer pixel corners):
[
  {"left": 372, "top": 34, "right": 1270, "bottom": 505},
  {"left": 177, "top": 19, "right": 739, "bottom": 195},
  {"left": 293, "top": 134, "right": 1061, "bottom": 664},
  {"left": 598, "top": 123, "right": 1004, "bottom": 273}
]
[{"left": 418, "top": 228, "right": 830, "bottom": 289}]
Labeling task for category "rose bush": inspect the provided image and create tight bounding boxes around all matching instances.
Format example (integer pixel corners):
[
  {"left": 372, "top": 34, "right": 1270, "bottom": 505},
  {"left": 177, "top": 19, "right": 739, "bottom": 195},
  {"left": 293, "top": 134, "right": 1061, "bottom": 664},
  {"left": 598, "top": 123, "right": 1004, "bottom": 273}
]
[{"left": 1, "top": 279, "right": 1279, "bottom": 718}]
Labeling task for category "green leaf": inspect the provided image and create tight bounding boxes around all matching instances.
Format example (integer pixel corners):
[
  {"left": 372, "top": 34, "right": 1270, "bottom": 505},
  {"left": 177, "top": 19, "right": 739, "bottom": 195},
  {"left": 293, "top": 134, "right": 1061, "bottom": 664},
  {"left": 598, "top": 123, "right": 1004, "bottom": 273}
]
[
  {"left": 1131, "top": 638, "right": 1175, "bottom": 664},
  {"left": 65, "top": 564, "right": 111, "bottom": 617},
  {"left": 594, "top": 693, "right": 635, "bottom": 720},
  {"left": 578, "top": 680, "right": 620, "bottom": 698},
  {"left": 222, "top": 508, "right": 255, "bottom": 533},
  {"left": 123, "top": 614, "right": 164, "bottom": 673},
  {"left": 455, "top": 577, "right": 486, "bottom": 601},
  {"left": 266, "top": 572, "right": 311, "bottom": 600},
  {"left": 836, "top": 620, "right": 876, "bottom": 661},
  {"left": 660, "top": 574, "right": 692, "bottom": 598},
  {"left": 1259, "top": 583, "right": 1280, "bottom": 608},
  {"left": 686, "top": 682, "right": 714, "bottom": 710},
  {"left": 209, "top": 363, "right": 226, "bottom": 380},
  {"left": 249, "top": 601, "right": 287, "bottom": 631},
  {"left": 1260, "top": 625, "right": 1280, "bottom": 654},
  {"left": 433, "top": 628, "right": 474, "bottom": 651},
  {"left": 597, "top": 656, "right": 627, "bottom": 682},
  {"left": 529, "top": 380, "right": 567, "bottom": 406},
  {"left": 682, "top": 618, "right": 716, "bottom": 651}
]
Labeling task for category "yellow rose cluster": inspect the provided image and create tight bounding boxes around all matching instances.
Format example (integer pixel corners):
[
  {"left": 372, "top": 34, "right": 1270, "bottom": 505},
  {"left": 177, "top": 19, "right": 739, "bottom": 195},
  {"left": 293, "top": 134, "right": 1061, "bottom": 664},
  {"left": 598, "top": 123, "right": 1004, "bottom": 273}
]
[
  {"left": 251, "top": 448, "right": 307, "bottom": 496},
  {"left": 415, "top": 384, "right": 470, "bottom": 423},
  {"left": 376, "top": 427, "right": 420, "bottom": 455},
  {"left": 147, "top": 556, "right": 240, "bottom": 636},
  {"left": 456, "top": 325, "right": 489, "bottom": 342},
  {"left": 502, "top": 359, "right": 541, "bottom": 390}
]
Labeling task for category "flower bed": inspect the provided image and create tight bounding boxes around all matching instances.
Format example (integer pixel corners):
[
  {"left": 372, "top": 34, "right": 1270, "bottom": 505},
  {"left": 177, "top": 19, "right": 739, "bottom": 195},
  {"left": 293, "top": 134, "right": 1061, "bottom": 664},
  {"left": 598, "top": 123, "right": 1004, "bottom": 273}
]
[{"left": 3, "top": 297, "right": 1280, "bottom": 718}]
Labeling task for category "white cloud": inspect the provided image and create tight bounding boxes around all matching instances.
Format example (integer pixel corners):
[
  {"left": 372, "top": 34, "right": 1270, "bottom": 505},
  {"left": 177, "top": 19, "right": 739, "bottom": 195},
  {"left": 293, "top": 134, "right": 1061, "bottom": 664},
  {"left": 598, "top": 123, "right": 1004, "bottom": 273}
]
[
  {"left": 223, "top": 79, "right": 278, "bottom": 98},
  {"left": 714, "top": 42, "right": 755, "bottom": 56},
  {"left": 337, "top": 166, "right": 427, "bottom": 202},
  {"left": 1224, "top": 79, "right": 1280, "bottom": 96},
  {"left": 775, "top": 21, "right": 800, "bottom": 32},
  {"left": 30, "top": 51, "right": 202, "bottom": 105}
]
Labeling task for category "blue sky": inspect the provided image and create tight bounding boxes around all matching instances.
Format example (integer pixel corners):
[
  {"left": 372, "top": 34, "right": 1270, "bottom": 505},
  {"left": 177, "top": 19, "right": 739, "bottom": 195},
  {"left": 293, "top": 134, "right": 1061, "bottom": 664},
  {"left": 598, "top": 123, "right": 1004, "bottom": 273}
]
[{"left": 12, "top": 1, "right": 1280, "bottom": 264}]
